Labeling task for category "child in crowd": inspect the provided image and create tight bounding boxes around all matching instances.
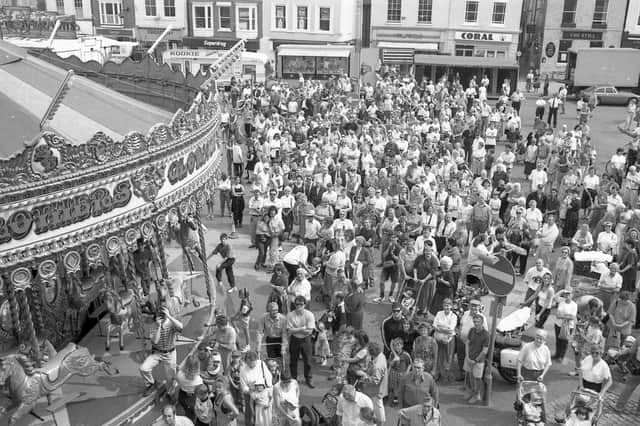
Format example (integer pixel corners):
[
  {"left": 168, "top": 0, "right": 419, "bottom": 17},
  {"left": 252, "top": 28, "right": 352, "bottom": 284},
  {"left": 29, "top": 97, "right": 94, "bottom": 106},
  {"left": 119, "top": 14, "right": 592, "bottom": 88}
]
[
  {"left": 227, "top": 351, "right": 244, "bottom": 412},
  {"left": 331, "top": 327, "right": 356, "bottom": 383},
  {"left": 315, "top": 321, "right": 332, "bottom": 366},
  {"left": 231, "top": 289, "right": 253, "bottom": 351},
  {"left": 400, "top": 289, "right": 416, "bottom": 320}
]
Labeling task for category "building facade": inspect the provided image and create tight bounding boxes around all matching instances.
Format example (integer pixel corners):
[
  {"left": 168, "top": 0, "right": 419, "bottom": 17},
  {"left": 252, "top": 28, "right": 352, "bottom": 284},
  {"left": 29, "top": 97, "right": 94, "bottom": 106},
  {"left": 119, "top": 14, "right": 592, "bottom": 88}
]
[
  {"left": 538, "top": 0, "right": 626, "bottom": 75},
  {"left": 44, "top": 0, "right": 93, "bottom": 34},
  {"left": 370, "top": 0, "right": 522, "bottom": 93},
  {"left": 183, "top": 0, "right": 262, "bottom": 52},
  {"left": 90, "top": 0, "right": 136, "bottom": 40},
  {"left": 262, "top": 0, "right": 357, "bottom": 79},
  {"left": 134, "top": 0, "right": 187, "bottom": 54},
  {"left": 622, "top": 0, "right": 640, "bottom": 48}
]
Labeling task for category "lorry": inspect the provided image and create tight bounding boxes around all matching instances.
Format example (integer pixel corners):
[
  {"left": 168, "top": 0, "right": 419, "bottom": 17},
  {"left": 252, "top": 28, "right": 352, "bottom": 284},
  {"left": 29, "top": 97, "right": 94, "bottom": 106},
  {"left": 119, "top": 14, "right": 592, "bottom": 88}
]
[{"left": 565, "top": 48, "right": 640, "bottom": 94}]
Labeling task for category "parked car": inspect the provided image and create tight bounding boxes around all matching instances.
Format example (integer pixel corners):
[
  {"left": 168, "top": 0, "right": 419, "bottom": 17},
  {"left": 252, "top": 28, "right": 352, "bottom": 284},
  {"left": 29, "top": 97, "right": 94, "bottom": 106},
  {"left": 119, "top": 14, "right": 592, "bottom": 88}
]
[{"left": 579, "top": 85, "right": 640, "bottom": 106}]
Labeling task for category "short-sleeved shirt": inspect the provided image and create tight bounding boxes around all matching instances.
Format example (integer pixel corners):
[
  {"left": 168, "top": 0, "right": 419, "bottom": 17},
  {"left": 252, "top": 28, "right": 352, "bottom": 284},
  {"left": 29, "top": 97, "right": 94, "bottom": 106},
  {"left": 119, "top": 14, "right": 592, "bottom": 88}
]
[
  {"left": 336, "top": 392, "right": 373, "bottom": 426},
  {"left": 286, "top": 309, "right": 315, "bottom": 339},
  {"left": 261, "top": 313, "right": 287, "bottom": 338},
  {"left": 150, "top": 320, "right": 180, "bottom": 352},
  {"left": 517, "top": 341, "right": 552, "bottom": 371},
  {"left": 581, "top": 355, "right": 611, "bottom": 384},
  {"left": 467, "top": 327, "right": 490, "bottom": 360}
]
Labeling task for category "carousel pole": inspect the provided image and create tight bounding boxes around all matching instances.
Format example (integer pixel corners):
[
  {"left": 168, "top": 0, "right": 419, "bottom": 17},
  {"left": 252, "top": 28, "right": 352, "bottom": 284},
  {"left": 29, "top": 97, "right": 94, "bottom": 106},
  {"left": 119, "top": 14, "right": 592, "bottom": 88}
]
[
  {"left": 3, "top": 275, "right": 21, "bottom": 342},
  {"left": 194, "top": 206, "right": 214, "bottom": 306},
  {"left": 154, "top": 227, "right": 170, "bottom": 281},
  {"left": 17, "top": 290, "right": 42, "bottom": 368}
]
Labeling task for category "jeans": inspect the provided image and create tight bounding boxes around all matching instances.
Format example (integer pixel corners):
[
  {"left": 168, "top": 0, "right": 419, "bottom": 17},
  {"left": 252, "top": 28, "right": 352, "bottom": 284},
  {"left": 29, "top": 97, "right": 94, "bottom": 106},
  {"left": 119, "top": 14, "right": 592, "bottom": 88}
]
[
  {"left": 289, "top": 335, "right": 313, "bottom": 381},
  {"left": 220, "top": 190, "right": 231, "bottom": 216},
  {"left": 250, "top": 216, "right": 259, "bottom": 245},
  {"left": 614, "top": 373, "right": 640, "bottom": 411},
  {"left": 139, "top": 349, "right": 177, "bottom": 386},
  {"left": 553, "top": 324, "right": 572, "bottom": 360},
  {"left": 256, "top": 237, "right": 269, "bottom": 266},
  {"left": 547, "top": 108, "right": 558, "bottom": 128},
  {"left": 215, "top": 258, "right": 236, "bottom": 288}
]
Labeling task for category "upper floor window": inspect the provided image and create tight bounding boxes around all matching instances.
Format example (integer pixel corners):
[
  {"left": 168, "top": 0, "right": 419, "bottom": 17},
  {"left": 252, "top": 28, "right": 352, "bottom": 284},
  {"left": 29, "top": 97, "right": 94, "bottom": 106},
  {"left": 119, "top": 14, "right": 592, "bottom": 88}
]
[
  {"left": 193, "top": 4, "right": 212, "bottom": 29},
  {"left": 74, "top": 0, "right": 84, "bottom": 18},
  {"left": 562, "top": 0, "right": 577, "bottom": 26},
  {"left": 237, "top": 6, "right": 257, "bottom": 31},
  {"left": 275, "top": 5, "right": 286, "bottom": 29},
  {"left": 592, "top": 0, "right": 608, "bottom": 27},
  {"left": 164, "top": 0, "right": 175, "bottom": 17},
  {"left": 387, "top": 0, "right": 401, "bottom": 23},
  {"left": 417, "top": 0, "right": 432, "bottom": 24},
  {"left": 99, "top": 0, "right": 123, "bottom": 26},
  {"left": 492, "top": 1, "right": 506, "bottom": 24},
  {"left": 219, "top": 6, "right": 232, "bottom": 30},
  {"left": 56, "top": 0, "right": 65, "bottom": 15},
  {"left": 297, "top": 6, "right": 308, "bottom": 30},
  {"left": 465, "top": 1, "right": 479, "bottom": 24},
  {"left": 319, "top": 7, "right": 331, "bottom": 31},
  {"left": 145, "top": 0, "right": 156, "bottom": 16}
]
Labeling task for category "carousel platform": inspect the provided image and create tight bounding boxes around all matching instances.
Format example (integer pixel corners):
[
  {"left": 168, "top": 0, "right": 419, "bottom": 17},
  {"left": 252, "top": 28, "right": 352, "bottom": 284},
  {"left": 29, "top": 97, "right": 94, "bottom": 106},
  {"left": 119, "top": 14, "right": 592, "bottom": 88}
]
[{"left": 2, "top": 238, "right": 225, "bottom": 426}]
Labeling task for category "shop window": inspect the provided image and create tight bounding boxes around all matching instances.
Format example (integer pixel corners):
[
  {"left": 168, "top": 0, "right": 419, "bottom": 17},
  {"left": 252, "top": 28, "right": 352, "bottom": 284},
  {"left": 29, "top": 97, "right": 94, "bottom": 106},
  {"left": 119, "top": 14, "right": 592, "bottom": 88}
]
[
  {"left": 465, "top": 1, "right": 479, "bottom": 24},
  {"left": 562, "top": 0, "right": 577, "bottom": 26},
  {"left": 297, "top": 6, "right": 308, "bottom": 30},
  {"left": 387, "top": 0, "right": 401, "bottom": 23},
  {"left": 218, "top": 6, "right": 232, "bottom": 30},
  {"left": 474, "top": 49, "right": 486, "bottom": 57},
  {"left": 164, "top": 0, "right": 175, "bottom": 17},
  {"left": 496, "top": 51, "right": 505, "bottom": 58},
  {"left": 99, "top": 1, "right": 123, "bottom": 26},
  {"left": 171, "top": 63, "right": 182, "bottom": 72},
  {"left": 455, "top": 44, "right": 474, "bottom": 57},
  {"left": 237, "top": 6, "right": 257, "bottom": 31},
  {"left": 590, "top": 41, "right": 604, "bottom": 48},
  {"left": 319, "top": 7, "right": 331, "bottom": 31},
  {"left": 492, "top": 1, "right": 506, "bottom": 25},
  {"left": 144, "top": 0, "right": 156, "bottom": 16},
  {"left": 56, "top": 0, "right": 65, "bottom": 15},
  {"left": 193, "top": 5, "right": 212, "bottom": 30},
  {"left": 417, "top": 0, "right": 432, "bottom": 24},
  {"left": 486, "top": 50, "right": 496, "bottom": 58},
  {"left": 592, "top": 0, "right": 608, "bottom": 28},
  {"left": 558, "top": 39, "right": 572, "bottom": 63},
  {"left": 75, "top": 0, "right": 85, "bottom": 18},
  {"left": 275, "top": 5, "right": 286, "bottom": 29}
]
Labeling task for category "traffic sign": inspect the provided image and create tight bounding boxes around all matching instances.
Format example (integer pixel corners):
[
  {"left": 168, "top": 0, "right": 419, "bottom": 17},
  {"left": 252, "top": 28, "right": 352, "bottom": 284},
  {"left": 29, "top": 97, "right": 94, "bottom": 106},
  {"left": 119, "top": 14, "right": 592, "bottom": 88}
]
[{"left": 482, "top": 254, "right": 516, "bottom": 297}]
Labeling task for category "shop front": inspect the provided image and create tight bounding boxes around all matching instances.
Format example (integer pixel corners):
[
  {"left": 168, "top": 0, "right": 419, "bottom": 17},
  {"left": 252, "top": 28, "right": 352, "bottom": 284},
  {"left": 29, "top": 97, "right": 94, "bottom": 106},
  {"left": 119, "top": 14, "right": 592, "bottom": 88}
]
[
  {"left": 377, "top": 41, "right": 440, "bottom": 74},
  {"left": 183, "top": 37, "right": 260, "bottom": 52},
  {"left": 276, "top": 44, "right": 351, "bottom": 80},
  {"left": 94, "top": 27, "right": 135, "bottom": 42},
  {"left": 414, "top": 53, "right": 518, "bottom": 96},
  {"left": 136, "top": 27, "right": 186, "bottom": 52}
]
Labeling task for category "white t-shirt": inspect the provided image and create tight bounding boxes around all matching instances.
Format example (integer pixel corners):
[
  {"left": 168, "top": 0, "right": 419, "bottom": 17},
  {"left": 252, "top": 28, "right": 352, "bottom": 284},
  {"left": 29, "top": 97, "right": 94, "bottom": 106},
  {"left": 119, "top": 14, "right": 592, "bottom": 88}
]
[
  {"left": 336, "top": 392, "right": 373, "bottom": 426},
  {"left": 555, "top": 299, "right": 578, "bottom": 328},
  {"left": 580, "top": 355, "right": 611, "bottom": 384},
  {"left": 485, "top": 127, "right": 498, "bottom": 147},
  {"left": 283, "top": 246, "right": 309, "bottom": 265}
]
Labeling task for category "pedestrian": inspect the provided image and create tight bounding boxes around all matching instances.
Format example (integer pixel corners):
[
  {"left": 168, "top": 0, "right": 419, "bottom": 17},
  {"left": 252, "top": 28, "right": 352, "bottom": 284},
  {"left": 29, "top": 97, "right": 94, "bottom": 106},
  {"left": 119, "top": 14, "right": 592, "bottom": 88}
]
[
  {"left": 207, "top": 233, "right": 236, "bottom": 293},
  {"left": 230, "top": 176, "right": 245, "bottom": 228},
  {"left": 239, "top": 351, "right": 273, "bottom": 426},
  {"left": 211, "top": 380, "right": 240, "bottom": 426},
  {"left": 260, "top": 301, "right": 287, "bottom": 359},
  {"left": 248, "top": 187, "right": 264, "bottom": 248},
  {"left": 463, "top": 314, "right": 489, "bottom": 404},
  {"left": 613, "top": 337, "right": 640, "bottom": 414},
  {"left": 516, "top": 329, "right": 552, "bottom": 382},
  {"left": 272, "top": 371, "right": 301, "bottom": 426},
  {"left": 433, "top": 298, "right": 457, "bottom": 382},
  {"left": 398, "top": 396, "right": 441, "bottom": 426},
  {"left": 547, "top": 93, "right": 560, "bottom": 128},
  {"left": 286, "top": 295, "right": 315, "bottom": 388},
  {"left": 358, "top": 342, "right": 388, "bottom": 426},
  {"left": 140, "top": 302, "right": 183, "bottom": 397},
  {"left": 336, "top": 384, "right": 374, "bottom": 426},
  {"left": 155, "top": 404, "right": 194, "bottom": 426},
  {"left": 209, "top": 315, "right": 237, "bottom": 373},
  {"left": 553, "top": 289, "right": 578, "bottom": 363},
  {"left": 219, "top": 173, "right": 232, "bottom": 217},
  {"left": 175, "top": 353, "right": 203, "bottom": 419},
  {"left": 398, "top": 359, "right": 439, "bottom": 408}
]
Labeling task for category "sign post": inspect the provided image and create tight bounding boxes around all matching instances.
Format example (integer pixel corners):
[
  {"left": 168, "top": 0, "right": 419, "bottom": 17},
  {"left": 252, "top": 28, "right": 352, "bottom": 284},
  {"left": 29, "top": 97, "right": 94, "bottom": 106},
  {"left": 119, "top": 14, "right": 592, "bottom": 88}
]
[{"left": 481, "top": 254, "right": 516, "bottom": 406}]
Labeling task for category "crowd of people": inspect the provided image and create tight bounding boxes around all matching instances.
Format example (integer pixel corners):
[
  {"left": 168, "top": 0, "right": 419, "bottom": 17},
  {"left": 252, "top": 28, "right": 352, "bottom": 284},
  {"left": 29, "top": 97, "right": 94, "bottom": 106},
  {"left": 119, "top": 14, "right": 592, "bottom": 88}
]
[{"left": 148, "top": 64, "right": 640, "bottom": 426}]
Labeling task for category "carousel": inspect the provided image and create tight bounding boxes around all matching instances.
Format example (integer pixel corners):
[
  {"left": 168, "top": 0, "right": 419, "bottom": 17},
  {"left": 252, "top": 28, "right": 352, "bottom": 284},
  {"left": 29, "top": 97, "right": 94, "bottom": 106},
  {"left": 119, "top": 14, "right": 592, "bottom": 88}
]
[{"left": 0, "top": 39, "right": 244, "bottom": 424}]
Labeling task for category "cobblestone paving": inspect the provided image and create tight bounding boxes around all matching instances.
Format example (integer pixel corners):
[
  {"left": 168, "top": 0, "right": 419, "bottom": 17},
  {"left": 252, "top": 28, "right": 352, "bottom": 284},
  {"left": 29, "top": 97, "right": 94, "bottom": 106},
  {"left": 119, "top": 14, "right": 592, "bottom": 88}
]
[{"left": 546, "top": 386, "right": 639, "bottom": 426}]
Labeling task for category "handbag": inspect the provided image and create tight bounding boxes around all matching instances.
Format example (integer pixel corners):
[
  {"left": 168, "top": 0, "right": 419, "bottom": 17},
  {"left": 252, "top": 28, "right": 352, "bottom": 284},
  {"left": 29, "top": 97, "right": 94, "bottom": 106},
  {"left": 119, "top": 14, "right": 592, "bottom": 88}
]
[{"left": 434, "top": 331, "right": 453, "bottom": 344}]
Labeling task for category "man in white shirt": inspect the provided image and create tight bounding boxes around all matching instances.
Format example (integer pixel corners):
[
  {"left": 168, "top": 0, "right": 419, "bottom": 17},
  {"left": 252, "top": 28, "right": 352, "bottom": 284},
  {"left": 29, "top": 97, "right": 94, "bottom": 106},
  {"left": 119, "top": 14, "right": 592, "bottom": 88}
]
[
  {"left": 528, "top": 162, "right": 548, "bottom": 192},
  {"left": 154, "top": 404, "right": 194, "bottom": 426},
  {"left": 597, "top": 262, "right": 623, "bottom": 310},
  {"left": 336, "top": 384, "right": 374, "bottom": 426},
  {"left": 288, "top": 268, "right": 312, "bottom": 306},
  {"left": 597, "top": 221, "right": 618, "bottom": 257},
  {"left": 332, "top": 209, "right": 355, "bottom": 234},
  {"left": 523, "top": 259, "right": 552, "bottom": 304},
  {"left": 247, "top": 188, "right": 264, "bottom": 247},
  {"left": 535, "top": 214, "right": 559, "bottom": 268},
  {"left": 282, "top": 245, "right": 310, "bottom": 283}
]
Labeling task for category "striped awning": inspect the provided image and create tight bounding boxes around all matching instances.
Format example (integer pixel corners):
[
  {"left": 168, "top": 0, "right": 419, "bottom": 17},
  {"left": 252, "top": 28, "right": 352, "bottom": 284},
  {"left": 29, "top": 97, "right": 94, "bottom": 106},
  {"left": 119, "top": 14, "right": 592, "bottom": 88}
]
[{"left": 382, "top": 48, "right": 414, "bottom": 64}]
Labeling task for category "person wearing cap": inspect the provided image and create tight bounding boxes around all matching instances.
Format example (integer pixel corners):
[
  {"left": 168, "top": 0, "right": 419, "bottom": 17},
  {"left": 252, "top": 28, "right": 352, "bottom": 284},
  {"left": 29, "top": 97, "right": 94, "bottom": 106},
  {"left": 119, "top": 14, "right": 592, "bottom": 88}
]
[
  {"left": 248, "top": 187, "right": 265, "bottom": 248},
  {"left": 207, "top": 233, "right": 236, "bottom": 293},
  {"left": 286, "top": 295, "right": 315, "bottom": 388},
  {"left": 596, "top": 262, "right": 622, "bottom": 311},
  {"left": 239, "top": 351, "right": 273, "bottom": 426},
  {"left": 336, "top": 384, "right": 374, "bottom": 426}
]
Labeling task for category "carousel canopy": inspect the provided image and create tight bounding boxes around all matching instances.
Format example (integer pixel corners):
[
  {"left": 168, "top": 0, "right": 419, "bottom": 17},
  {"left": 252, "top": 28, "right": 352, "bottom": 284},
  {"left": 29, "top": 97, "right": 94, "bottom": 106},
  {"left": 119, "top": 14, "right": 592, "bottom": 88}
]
[{"left": 0, "top": 40, "right": 171, "bottom": 159}]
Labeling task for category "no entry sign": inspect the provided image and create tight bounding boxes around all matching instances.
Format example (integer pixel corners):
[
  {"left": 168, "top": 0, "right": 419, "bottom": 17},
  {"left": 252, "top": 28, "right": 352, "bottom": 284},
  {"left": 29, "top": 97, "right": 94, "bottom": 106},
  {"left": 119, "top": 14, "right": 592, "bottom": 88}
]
[{"left": 482, "top": 255, "right": 516, "bottom": 297}]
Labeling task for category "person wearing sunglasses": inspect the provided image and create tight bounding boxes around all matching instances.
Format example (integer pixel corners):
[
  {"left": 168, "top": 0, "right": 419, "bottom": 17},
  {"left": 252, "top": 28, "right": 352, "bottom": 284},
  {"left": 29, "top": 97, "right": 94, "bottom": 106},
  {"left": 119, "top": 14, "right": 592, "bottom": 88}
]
[
  {"left": 286, "top": 295, "right": 316, "bottom": 388},
  {"left": 577, "top": 345, "right": 612, "bottom": 399}
]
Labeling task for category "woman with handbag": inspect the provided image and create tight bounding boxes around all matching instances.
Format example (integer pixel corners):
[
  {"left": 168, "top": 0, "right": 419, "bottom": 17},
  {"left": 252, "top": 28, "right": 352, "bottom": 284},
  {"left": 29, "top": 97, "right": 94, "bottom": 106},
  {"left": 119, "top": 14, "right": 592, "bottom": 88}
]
[
  {"left": 553, "top": 289, "right": 578, "bottom": 362},
  {"left": 433, "top": 298, "right": 457, "bottom": 382}
]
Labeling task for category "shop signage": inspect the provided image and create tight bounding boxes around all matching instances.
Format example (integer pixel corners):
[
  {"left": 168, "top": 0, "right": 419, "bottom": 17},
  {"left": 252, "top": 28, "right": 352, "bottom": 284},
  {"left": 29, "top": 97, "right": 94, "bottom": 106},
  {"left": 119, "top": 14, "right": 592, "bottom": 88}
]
[
  {"left": 0, "top": 181, "right": 132, "bottom": 244},
  {"left": 183, "top": 37, "right": 260, "bottom": 51},
  {"left": 545, "top": 42, "right": 556, "bottom": 58},
  {"left": 168, "top": 49, "right": 203, "bottom": 58},
  {"left": 167, "top": 138, "right": 217, "bottom": 186},
  {"left": 95, "top": 27, "right": 134, "bottom": 38},
  {"left": 454, "top": 32, "right": 513, "bottom": 42},
  {"left": 562, "top": 31, "right": 602, "bottom": 41},
  {"left": 137, "top": 27, "right": 185, "bottom": 41}
]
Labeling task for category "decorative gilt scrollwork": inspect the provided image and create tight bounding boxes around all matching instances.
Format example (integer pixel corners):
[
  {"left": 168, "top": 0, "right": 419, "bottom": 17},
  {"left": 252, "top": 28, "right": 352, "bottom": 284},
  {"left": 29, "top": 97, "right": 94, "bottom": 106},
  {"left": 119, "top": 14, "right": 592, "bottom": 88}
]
[
  {"left": 10, "top": 267, "right": 32, "bottom": 291},
  {"left": 85, "top": 244, "right": 103, "bottom": 268},
  {"left": 106, "top": 236, "right": 122, "bottom": 257},
  {"left": 63, "top": 251, "right": 81, "bottom": 274},
  {"left": 124, "top": 229, "right": 140, "bottom": 251}
]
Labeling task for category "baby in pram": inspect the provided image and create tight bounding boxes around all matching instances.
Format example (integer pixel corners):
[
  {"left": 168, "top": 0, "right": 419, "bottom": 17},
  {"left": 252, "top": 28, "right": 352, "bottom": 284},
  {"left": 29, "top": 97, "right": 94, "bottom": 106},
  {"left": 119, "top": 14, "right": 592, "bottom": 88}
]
[
  {"left": 515, "top": 382, "right": 546, "bottom": 426},
  {"left": 564, "top": 394, "right": 594, "bottom": 426}
]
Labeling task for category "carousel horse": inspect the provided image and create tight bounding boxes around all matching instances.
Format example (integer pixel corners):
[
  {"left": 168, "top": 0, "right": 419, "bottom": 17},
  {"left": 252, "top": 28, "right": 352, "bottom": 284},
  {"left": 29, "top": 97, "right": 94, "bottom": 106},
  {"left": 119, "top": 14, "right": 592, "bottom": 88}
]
[
  {"left": 0, "top": 343, "right": 119, "bottom": 425},
  {"left": 103, "top": 288, "right": 145, "bottom": 351}
]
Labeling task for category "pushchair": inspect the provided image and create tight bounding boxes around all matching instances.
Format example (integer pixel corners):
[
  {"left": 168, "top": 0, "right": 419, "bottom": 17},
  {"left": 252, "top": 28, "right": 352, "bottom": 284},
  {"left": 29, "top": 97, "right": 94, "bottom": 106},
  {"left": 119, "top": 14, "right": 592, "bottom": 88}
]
[
  {"left": 395, "top": 278, "right": 425, "bottom": 321},
  {"left": 514, "top": 380, "right": 547, "bottom": 426},
  {"left": 555, "top": 389, "right": 603, "bottom": 425}
]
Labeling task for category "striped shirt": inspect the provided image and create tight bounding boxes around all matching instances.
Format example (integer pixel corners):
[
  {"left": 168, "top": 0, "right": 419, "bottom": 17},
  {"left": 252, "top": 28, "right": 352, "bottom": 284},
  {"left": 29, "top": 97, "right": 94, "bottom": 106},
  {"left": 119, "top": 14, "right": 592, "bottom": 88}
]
[{"left": 150, "top": 320, "right": 179, "bottom": 352}]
